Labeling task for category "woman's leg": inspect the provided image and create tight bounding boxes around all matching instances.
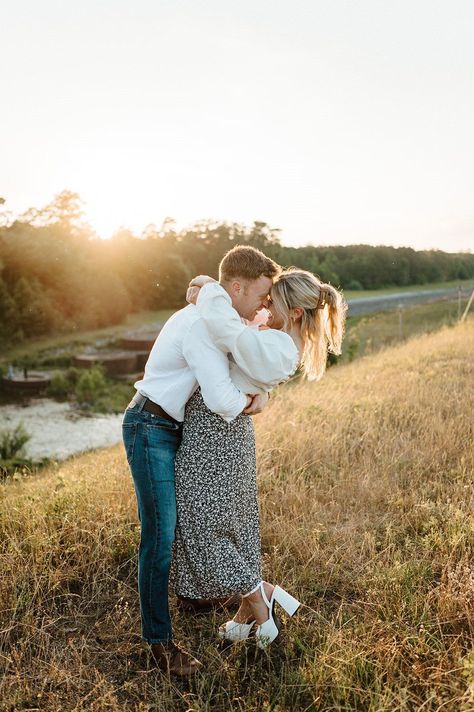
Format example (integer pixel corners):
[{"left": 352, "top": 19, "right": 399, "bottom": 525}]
[{"left": 241, "top": 582, "right": 275, "bottom": 624}]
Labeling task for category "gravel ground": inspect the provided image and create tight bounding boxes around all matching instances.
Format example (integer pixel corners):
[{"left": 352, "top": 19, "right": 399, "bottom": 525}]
[{"left": 0, "top": 400, "right": 123, "bottom": 460}]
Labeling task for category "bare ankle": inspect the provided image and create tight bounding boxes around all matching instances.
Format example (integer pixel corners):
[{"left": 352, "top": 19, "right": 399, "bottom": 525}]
[
  {"left": 245, "top": 582, "right": 274, "bottom": 601},
  {"left": 244, "top": 582, "right": 276, "bottom": 625}
]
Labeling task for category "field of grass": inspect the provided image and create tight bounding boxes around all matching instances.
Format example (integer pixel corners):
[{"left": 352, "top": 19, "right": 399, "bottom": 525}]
[{"left": 1, "top": 321, "right": 473, "bottom": 710}]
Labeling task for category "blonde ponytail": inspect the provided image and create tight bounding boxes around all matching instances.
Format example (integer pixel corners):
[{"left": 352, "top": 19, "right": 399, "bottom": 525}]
[{"left": 270, "top": 269, "right": 348, "bottom": 381}]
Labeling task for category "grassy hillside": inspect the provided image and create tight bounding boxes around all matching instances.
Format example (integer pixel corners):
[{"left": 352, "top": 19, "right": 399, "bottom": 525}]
[{"left": 1, "top": 322, "right": 473, "bottom": 711}]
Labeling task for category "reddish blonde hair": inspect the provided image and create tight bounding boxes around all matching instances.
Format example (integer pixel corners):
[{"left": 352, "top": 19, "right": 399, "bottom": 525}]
[{"left": 219, "top": 245, "right": 280, "bottom": 283}]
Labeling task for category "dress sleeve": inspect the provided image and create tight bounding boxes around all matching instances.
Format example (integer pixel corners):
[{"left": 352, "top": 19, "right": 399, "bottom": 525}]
[{"left": 196, "top": 283, "right": 299, "bottom": 388}]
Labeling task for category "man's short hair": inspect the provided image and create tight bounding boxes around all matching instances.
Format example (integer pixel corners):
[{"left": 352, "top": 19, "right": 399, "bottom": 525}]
[{"left": 219, "top": 245, "right": 280, "bottom": 283}]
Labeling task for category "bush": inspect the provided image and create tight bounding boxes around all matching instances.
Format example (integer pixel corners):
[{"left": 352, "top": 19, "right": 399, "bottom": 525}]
[
  {"left": 346, "top": 279, "right": 364, "bottom": 290},
  {"left": 65, "top": 366, "right": 81, "bottom": 385},
  {"left": 47, "top": 366, "right": 83, "bottom": 400},
  {"left": 47, "top": 371, "right": 71, "bottom": 399},
  {"left": 0, "top": 422, "right": 30, "bottom": 459},
  {"left": 75, "top": 367, "right": 107, "bottom": 405}
]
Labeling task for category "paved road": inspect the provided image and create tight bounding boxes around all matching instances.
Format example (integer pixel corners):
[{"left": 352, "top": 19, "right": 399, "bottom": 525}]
[{"left": 347, "top": 285, "right": 474, "bottom": 317}]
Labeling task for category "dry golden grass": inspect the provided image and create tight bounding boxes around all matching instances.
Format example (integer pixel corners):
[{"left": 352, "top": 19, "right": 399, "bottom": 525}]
[{"left": 1, "top": 321, "right": 473, "bottom": 711}]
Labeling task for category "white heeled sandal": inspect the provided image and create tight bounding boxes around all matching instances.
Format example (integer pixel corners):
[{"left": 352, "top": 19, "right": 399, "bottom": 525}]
[
  {"left": 218, "top": 582, "right": 301, "bottom": 647},
  {"left": 217, "top": 618, "right": 256, "bottom": 642},
  {"left": 218, "top": 585, "right": 257, "bottom": 642},
  {"left": 253, "top": 582, "right": 301, "bottom": 649}
]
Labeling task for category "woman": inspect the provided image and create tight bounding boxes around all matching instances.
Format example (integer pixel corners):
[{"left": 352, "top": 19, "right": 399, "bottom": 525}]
[{"left": 173, "top": 269, "right": 347, "bottom": 648}]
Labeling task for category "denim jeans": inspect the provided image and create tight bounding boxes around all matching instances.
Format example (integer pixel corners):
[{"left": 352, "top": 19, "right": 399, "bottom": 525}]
[{"left": 122, "top": 401, "right": 183, "bottom": 643}]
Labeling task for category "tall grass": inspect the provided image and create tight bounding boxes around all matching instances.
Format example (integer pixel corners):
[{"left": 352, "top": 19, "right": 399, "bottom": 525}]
[{"left": 1, "top": 321, "right": 473, "bottom": 711}]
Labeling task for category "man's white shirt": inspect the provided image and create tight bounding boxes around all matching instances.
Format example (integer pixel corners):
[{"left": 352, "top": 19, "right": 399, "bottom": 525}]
[{"left": 134, "top": 304, "right": 247, "bottom": 422}]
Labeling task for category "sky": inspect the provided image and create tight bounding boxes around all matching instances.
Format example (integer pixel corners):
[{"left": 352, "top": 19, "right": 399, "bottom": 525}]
[{"left": 1, "top": 0, "right": 473, "bottom": 252}]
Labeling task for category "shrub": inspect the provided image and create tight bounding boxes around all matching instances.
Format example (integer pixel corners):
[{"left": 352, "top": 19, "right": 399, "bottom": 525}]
[
  {"left": 47, "top": 366, "right": 83, "bottom": 399},
  {"left": 74, "top": 367, "right": 107, "bottom": 405},
  {"left": 47, "top": 371, "right": 71, "bottom": 399},
  {"left": 0, "top": 422, "right": 30, "bottom": 459},
  {"left": 347, "top": 279, "right": 364, "bottom": 290},
  {"left": 65, "top": 366, "right": 81, "bottom": 385}
]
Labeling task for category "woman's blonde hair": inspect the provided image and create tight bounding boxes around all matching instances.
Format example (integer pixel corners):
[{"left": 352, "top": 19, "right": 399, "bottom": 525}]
[{"left": 270, "top": 268, "right": 348, "bottom": 381}]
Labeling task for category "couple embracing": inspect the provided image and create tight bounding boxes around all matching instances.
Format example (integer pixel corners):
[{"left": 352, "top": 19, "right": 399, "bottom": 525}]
[{"left": 122, "top": 245, "right": 347, "bottom": 676}]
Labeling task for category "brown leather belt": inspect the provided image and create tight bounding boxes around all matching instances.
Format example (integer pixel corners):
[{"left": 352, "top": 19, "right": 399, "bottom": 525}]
[{"left": 129, "top": 392, "right": 180, "bottom": 426}]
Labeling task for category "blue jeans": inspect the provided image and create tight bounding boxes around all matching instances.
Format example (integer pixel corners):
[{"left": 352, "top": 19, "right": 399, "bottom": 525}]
[{"left": 122, "top": 401, "right": 183, "bottom": 643}]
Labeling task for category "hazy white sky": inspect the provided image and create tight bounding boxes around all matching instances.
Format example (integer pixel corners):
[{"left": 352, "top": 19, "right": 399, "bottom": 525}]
[{"left": 1, "top": 0, "right": 473, "bottom": 251}]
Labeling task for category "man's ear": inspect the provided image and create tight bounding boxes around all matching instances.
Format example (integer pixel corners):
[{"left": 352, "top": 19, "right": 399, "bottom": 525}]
[{"left": 229, "top": 280, "right": 242, "bottom": 295}]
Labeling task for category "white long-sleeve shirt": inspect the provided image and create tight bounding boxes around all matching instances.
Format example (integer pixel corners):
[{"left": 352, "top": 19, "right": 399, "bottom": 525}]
[
  {"left": 133, "top": 305, "right": 247, "bottom": 422},
  {"left": 196, "top": 282, "right": 300, "bottom": 395}
]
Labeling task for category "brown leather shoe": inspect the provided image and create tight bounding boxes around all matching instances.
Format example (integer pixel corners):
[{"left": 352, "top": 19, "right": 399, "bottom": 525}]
[
  {"left": 176, "top": 594, "right": 240, "bottom": 614},
  {"left": 150, "top": 641, "right": 202, "bottom": 677}
]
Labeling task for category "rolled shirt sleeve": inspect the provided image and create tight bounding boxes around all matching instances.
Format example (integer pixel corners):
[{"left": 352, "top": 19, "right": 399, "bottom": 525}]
[
  {"left": 196, "top": 283, "right": 300, "bottom": 389},
  {"left": 182, "top": 318, "right": 248, "bottom": 422}
]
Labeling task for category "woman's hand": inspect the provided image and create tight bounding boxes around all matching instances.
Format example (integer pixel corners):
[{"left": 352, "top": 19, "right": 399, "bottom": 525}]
[
  {"left": 186, "top": 286, "right": 201, "bottom": 305},
  {"left": 244, "top": 392, "right": 269, "bottom": 415},
  {"left": 186, "top": 275, "right": 217, "bottom": 304},
  {"left": 189, "top": 275, "right": 216, "bottom": 288}
]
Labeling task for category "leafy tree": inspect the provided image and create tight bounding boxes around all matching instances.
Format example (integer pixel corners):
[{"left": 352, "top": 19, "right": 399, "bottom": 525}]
[
  {"left": 154, "top": 253, "right": 192, "bottom": 308},
  {"left": 19, "top": 190, "right": 92, "bottom": 238},
  {"left": 1, "top": 190, "right": 473, "bottom": 345}
]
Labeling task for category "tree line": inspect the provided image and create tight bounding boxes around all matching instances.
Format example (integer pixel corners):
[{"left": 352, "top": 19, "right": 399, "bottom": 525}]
[{"left": 0, "top": 191, "right": 473, "bottom": 346}]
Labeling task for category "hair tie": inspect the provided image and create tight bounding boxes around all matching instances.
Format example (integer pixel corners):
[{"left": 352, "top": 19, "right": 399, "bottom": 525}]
[{"left": 316, "top": 288, "right": 327, "bottom": 309}]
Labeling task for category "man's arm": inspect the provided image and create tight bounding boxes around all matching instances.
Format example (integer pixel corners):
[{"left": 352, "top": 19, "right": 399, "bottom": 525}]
[{"left": 182, "top": 318, "right": 250, "bottom": 422}]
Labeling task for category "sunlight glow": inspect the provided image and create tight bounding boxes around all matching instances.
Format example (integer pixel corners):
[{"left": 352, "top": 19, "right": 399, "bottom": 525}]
[{"left": 1, "top": 0, "right": 473, "bottom": 251}]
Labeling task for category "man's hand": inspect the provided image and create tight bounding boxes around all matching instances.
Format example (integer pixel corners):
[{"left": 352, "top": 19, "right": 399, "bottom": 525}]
[{"left": 243, "top": 392, "right": 269, "bottom": 415}]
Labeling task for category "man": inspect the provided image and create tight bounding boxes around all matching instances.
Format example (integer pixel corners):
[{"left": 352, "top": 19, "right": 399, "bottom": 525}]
[{"left": 122, "top": 245, "right": 279, "bottom": 677}]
